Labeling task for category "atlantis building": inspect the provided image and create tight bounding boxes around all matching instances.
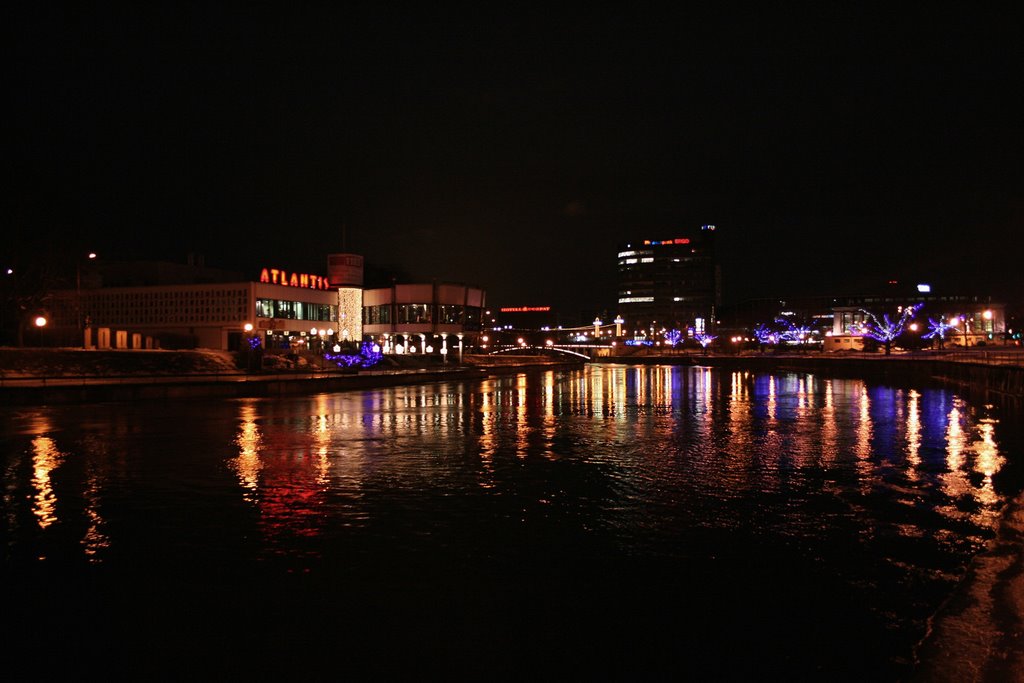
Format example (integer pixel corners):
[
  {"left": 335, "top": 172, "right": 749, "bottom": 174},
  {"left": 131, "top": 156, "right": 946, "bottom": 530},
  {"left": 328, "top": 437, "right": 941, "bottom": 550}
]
[
  {"left": 616, "top": 225, "right": 720, "bottom": 338},
  {"left": 39, "top": 252, "right": 485, "bottom": 355},
  {"left": 43, "top": 256, "right": 341, "bottom": 351}
]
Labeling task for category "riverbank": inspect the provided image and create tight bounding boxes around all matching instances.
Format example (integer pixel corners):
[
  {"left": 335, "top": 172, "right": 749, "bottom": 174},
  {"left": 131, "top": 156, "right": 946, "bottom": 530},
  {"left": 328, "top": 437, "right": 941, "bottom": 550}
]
[
  {"left": 3, "top": 348, "right": 1023, "bottom": 408},
  {"left": 0, "top": 348, "right": 584, "bottom": 405}
]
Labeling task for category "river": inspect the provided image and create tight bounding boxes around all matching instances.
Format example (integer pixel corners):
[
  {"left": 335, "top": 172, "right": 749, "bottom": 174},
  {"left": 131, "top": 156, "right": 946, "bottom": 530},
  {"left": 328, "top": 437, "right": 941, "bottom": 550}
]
[{"left": 1, "top": 364, "right": 1020, "bottom": 680}]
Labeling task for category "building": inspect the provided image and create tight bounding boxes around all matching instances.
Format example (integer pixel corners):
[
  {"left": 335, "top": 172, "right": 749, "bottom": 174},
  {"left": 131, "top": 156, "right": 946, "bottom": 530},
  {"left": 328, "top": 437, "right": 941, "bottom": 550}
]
[
  {"left": 362, "top": 282, "right": 486, "bottom": 356},
  {"left": 616, "top": 225, "right": 720, "bottom": 339},
  {"left": 46, "top": 258, "right": 340, "bottom": 351},
  {"left": 826, "top": 289, "right": 1007, "bottom": 351},
  {"left": 41, "top": 252, "right": 489, "bottom": 357}
]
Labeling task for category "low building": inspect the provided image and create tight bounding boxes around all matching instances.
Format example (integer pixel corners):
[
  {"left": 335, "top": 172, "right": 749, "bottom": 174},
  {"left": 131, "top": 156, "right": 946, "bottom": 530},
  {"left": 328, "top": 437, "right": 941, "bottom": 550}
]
[
  {"left": 826, "top": 291, "right": 1006, "bottom": 351},
  {"left": 362, "top": 282, "right": 485, "bottom": 355},
  {"left": 46, "top": 258, "right": 340, "bottom": 351}
]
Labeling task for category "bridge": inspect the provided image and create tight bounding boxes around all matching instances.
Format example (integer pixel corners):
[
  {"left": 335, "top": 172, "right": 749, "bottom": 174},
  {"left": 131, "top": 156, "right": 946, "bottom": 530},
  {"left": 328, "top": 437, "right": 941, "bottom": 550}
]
[{"left": 486, "top": 345, "right": 592, "bottom": 360}]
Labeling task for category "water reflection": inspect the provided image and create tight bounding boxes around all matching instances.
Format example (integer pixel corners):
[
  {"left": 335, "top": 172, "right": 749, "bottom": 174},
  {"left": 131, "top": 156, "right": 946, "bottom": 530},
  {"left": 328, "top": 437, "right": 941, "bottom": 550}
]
[
  {"left": 231, "top": 401, "right": 263, "bottom": 502},
  {"left": 906, "top": 389, "right": 922, "bottom": 476},
  {"left": 1, "top": 363, "right": 1015, "bottom": 668},
  {"left": 31, "top": 434, "right": 62, "bottom": 530}
]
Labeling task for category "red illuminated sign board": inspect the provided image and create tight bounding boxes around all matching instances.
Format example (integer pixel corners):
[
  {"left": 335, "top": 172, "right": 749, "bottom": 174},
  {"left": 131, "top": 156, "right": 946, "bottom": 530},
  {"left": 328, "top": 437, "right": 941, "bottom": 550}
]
[
  {"left": 260, "top": 268, "right": 331, "bottom": 290},
  {"left": 642, "top": 238, "right": 691, "bottom": 246},
  {"left": 500, "top": 306, "right": 551, "bottom": 313}
]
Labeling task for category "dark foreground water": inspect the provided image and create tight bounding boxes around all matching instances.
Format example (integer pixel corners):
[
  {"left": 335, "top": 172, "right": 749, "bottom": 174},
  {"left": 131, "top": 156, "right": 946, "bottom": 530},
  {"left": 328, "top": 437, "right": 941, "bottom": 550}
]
[{"left": 2, "top": 365, "right": 1021, "bottom": 680}]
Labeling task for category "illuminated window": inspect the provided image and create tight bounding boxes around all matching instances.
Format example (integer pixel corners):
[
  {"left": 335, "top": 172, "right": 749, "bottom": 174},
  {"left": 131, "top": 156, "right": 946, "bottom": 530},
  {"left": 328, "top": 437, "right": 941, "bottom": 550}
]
[
  {"left": 439, "top": 304, "right": 464, "bottom": 324},
  {"left": 398, "top": 304, "right": 432, "bottom": 324}
]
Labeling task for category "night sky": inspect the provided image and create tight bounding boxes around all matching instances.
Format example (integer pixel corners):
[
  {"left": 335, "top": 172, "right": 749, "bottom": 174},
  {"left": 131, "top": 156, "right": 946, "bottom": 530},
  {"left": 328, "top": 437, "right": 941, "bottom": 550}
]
[{"left": 10, "top": 6, "right": 1023, "bottom": 315}]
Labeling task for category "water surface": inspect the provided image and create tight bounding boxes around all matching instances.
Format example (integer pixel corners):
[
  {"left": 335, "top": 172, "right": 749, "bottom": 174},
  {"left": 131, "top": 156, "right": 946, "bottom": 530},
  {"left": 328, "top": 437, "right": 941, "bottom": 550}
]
[{"left": 1, "top": 365, "right": 1019, "bottom": 680}]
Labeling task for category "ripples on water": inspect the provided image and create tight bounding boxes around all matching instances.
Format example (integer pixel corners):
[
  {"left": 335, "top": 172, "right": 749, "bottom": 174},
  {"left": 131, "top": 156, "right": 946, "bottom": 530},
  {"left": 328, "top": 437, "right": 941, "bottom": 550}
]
[{"left": 1, "top": 365, "right": 1020, "bottom": 680}]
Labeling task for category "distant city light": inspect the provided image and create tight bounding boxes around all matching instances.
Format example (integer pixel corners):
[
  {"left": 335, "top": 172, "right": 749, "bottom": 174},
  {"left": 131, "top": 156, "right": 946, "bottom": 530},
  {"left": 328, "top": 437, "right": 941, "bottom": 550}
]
[{"left": 917, "top": 284, "right": 931, "bottom": 293}]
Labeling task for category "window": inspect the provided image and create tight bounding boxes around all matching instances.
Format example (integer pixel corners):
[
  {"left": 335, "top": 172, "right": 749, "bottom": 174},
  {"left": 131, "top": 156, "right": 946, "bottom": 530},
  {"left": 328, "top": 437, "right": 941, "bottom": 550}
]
[
  {"left": 365, "top": 304, "right": 391, "bottom": 325},
  {"left": 438, "top": 304, "right": 464, "bottom": 324},
  {"left": 397, "top": 304, "right": 432, "bottom": 324}
]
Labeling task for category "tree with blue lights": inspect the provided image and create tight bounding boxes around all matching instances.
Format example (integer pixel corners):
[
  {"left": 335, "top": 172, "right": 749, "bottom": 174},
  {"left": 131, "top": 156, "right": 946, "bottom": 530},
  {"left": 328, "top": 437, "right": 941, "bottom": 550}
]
[
  {"left": 753, "top": 323, "right": 782, "bottom": 352},
  {"left": 324, "top": 341, "right": 384, "bottom": 368},
  {"left": 852, "top": 304, "right": 921, "bottom": 356},
  {"left": 694, "top": 332, "right": 717, "bottom": 355},
  {"left": 664, "top": 329, "right": 683, "bottom": 347},
  {"left": 923, "top": 317, "right": 956, "bottom": 350},
  {"left": 777, "top": 318, "right": 813, "bottom": 344}
]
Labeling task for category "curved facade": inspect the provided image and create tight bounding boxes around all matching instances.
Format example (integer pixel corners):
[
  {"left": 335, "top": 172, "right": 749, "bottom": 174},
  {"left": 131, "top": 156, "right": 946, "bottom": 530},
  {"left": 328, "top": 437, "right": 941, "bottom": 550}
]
[{"left": 363, "top": 283, "right": 485, "bottom": 352}]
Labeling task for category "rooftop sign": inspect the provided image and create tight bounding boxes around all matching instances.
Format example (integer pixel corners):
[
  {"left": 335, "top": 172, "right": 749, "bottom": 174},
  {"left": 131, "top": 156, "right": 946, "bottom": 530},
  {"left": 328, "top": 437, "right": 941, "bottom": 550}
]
[
  {"left": 260, "top": 268, "right": 331, "bottom": 290},
  {"left": 642, "top": 238, "right": 690, "bottom": 246}
]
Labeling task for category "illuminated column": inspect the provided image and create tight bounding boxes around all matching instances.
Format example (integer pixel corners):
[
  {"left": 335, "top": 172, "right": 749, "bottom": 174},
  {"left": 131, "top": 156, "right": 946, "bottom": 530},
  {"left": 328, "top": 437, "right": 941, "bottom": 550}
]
[
  {"left": 457, "top": 333, "right": 464, "bottom": 363},
  {"left": 614, "top": 315, "right": 624, "bottom": 338},
  {"left": 593, "top": 317, "right": 602, "bottom": 338},
  {"left": 337, "top": 287, "right": 363, "bottom": 343}
]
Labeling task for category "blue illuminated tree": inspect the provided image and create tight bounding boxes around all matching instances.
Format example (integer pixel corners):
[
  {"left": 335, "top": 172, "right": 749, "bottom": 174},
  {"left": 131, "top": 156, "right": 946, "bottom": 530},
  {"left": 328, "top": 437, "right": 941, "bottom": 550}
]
[
  {"left": 664, "top": 329, "right": 683, "bottom": 347},
  {"left": 852, "top": 304, "right": 921, "bottom": 356},
  {"left": 753, "top": 323, "right": 781, "bottom": 352},
  {"left": 324, "top": 341, "right": 384, "bottom": 368},
  {"left": 777, "top": 318, "right": 813, "bottom": 344},
  {"left": 694, "top": 332, "right": 717, "bottom": 355},
  {"left": 923, "top": 317, "right": 955, "bottom": 350}
]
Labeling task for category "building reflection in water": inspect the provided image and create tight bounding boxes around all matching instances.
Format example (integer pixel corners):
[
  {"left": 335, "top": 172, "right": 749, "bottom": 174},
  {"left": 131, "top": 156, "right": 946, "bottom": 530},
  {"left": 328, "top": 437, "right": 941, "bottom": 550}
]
[
  {"left": 216, "top": 364, "right": 1009, "bottom": 564},
  {"left": 0, "top": 362, "right": 1011, "bottom": 587}
]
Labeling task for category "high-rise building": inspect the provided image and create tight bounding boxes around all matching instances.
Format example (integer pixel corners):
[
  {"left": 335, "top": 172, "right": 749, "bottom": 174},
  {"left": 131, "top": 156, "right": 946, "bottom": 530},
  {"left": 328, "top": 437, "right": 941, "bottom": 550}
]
[{"left": 616, "top": 225, "right": 720, "bottom": 337}]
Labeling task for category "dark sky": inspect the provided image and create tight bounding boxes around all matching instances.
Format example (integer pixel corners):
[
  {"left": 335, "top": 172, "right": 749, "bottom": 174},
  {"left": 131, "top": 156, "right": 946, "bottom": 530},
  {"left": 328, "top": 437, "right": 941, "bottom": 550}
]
[{"left": 9, "top": 5, "right": 1023, "bottom": 314}]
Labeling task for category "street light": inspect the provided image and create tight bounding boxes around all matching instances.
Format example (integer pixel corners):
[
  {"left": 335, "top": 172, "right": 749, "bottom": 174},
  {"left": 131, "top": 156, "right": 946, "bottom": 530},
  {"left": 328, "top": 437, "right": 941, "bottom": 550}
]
[
  {"left": 76, "top": 252, "right": 97, "bottom": 348},
  {"left": 34, "top": 315, "right": 47, "bottom": 348}
]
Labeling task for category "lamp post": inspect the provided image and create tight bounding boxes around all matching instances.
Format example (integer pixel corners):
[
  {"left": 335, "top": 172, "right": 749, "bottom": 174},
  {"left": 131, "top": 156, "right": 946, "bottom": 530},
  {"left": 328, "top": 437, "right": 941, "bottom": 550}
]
[
  {"left": 243, "top": 323, "right": 255, "bottom": 373},
  {"left": 34, "top": 315, "right": 47, "bottom": 348},
  {"left": 457, "top": 332, "right": 464, "bottom": 363},
  {"left": 76, "top": 252, "right": 97, "bottom": 348},
  {"left": 320, "top": 328, "right": 329, "bottom": 370}
]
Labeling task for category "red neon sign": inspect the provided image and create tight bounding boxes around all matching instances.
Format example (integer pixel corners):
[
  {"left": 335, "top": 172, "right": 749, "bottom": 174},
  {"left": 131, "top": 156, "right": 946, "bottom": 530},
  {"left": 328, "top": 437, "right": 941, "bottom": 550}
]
[
  {"left": 500, "top": 306, "right": 551, "bottom": 313},
  {"left": 260, "top": 268, "right": 331, "bottom": 290},
  {"left": 642, "top": 238, "right": 690, "bottom": 245}
]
